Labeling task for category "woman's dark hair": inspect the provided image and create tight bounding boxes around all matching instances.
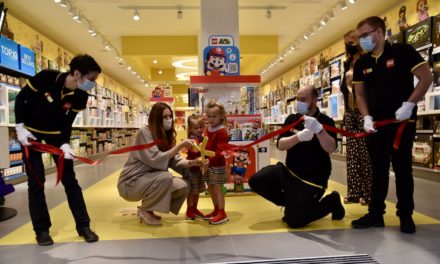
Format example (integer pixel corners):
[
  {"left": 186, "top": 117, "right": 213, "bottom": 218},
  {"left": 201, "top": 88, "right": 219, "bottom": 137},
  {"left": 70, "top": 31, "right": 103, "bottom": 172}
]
[
  {"left": 148, "top": 102, "right": 176, "bottom": 151},
  {"left": 69, "top": 54, "right": 101, "bottom": 76}
]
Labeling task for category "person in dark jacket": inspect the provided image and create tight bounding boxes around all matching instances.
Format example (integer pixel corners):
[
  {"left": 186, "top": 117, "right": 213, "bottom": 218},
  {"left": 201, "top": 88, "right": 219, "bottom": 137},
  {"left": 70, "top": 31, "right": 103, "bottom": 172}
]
[{"left": 15, "top": 54, "right": 101, "bottom": 246}]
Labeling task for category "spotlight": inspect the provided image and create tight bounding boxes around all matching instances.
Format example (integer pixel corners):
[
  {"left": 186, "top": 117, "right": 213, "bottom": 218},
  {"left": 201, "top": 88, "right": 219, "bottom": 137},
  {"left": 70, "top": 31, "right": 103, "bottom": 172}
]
[
  {"left": 340, "top": 1, "right": 348, "bottom": 10},
  {"left": 303, "top": 32, "right": 309, "bottom": 40},
  {"left": 158, "top": 69, "right": 163, "bottom": 75},
  {"left": 53, "top": 0, "right": 61, "bottom": 3},
  {"left": 153, "top": 59, "right": 158, "bottom": 64},
  {"left": 348, "top": 0, "right": 356, "bottom": 4},
  {"left": 88, "top": 26, "right": 96, "bottom": 35},
  {"left": 59, "top": 0, "right": 68, "bottom": 8},
  {"left": 177, "top": 10, "right": 183, "bottom": 19},
  {"left": 104, "top": 43, "right": 111, "bottom": 51},
  {"left": 320, "top": 17, "right": 327, "bottom": 26},
  {"left": 133, "top": 9, "right": 140, "bottom": 21},
  {"left": 266, "top": 9, "right": 272, "bottom": 19}
]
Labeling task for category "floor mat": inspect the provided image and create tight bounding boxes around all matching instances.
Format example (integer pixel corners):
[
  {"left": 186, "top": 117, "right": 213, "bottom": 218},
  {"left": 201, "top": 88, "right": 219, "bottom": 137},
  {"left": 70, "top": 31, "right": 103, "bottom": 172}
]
[
  {"left": 211, "top": 254, "right": 378, "bottom": 264},
  {"left": 0, "top": 167, "right": 439, "bottom": 245}
]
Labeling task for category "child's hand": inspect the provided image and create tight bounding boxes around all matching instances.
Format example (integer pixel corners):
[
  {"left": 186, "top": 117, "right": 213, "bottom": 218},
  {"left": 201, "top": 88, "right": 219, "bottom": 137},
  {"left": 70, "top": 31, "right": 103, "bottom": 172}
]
[{"left": 180, "top": 139, "right": 195, "bottom": 149}]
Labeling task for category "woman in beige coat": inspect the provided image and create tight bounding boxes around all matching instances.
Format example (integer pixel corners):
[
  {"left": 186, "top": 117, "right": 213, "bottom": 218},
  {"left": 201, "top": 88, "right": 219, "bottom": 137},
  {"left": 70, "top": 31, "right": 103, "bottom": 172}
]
[{"left": 118, "top": 102, "right": 205, "bottom": 226}]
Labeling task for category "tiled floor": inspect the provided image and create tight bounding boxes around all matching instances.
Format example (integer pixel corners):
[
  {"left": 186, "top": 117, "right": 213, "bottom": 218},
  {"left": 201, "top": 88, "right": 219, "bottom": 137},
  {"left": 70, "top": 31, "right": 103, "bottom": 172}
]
[{"left": 0, "top": 149, "right": 439, "bottom": 264}]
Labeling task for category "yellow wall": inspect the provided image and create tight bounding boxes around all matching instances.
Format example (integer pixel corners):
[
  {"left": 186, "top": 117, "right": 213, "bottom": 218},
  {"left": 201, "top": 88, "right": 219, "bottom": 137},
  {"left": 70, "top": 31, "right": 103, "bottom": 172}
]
[{"left": 263, "top": 0, "right": 440, "bottom": 95}]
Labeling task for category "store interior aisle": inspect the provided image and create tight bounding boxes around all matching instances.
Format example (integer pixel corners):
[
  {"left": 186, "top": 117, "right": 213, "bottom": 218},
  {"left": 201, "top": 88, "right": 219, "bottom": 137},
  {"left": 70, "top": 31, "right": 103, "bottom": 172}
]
[{"left": 0, "top": 152, "right": 439, "bottom": 263}]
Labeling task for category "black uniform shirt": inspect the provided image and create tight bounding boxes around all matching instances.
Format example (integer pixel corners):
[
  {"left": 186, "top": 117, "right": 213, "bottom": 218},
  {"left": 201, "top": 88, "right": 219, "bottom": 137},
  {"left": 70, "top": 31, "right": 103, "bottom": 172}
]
[
  {"left": 277, "top": 109, "right": 337, "bottom": 188},
  {"left": 353, "top": 42, "right": 426, "bottom": 120},
  {"left": 15, "top": 70, "right": 89, "bottom": 143}
]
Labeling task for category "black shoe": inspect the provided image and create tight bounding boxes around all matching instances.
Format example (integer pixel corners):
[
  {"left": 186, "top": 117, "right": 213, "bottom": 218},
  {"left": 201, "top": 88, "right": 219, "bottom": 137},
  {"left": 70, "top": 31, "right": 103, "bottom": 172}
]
[
  {"left": 400, "top": 216, "right": 416, "bottom": 234},
  {"left": 36, "top": 231, "right": 54, "bottom": 246},
  {"left": 330, "top": 191, "right": 345, "bottom": 220},
  {"left": 78, "top": 227, "right": 99, "bottom": 243},
  {"left": 352, "top": 213, "right": 384, "bottom": 229}
]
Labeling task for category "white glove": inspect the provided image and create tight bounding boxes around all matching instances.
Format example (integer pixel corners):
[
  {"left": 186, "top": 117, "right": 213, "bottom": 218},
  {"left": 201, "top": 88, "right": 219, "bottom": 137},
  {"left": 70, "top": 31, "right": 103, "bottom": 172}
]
[
  {"left": 395, "top": 102, "right": 415, "bottom": 121},
  {"left": 15, "top": 123, "right": 36, "bottom": 146},
  {"left": 60, "top": 143, "right": 74, "bottom": 160},
  {"left": 297, "top": 129, "right": 314, "bottom": 142},
  {"left": 363, "top": 115, "right": 377, "bottom": 133},
  {"left": 304, "top": 116, "right": 323, "bottom": 134}
]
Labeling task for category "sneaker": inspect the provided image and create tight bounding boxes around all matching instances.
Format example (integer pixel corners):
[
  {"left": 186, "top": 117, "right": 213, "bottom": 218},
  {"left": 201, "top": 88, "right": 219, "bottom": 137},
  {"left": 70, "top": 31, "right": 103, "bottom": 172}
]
[
  {"left": 330, "top": 191, "right": 345, "bottom": 220},
  {"left": 36, "top": 231, "right": 54, "bottom": 246},
  {"left": 203, "top": 210, "right": 218, "bottom": 220},
  {"left": 193, "top": 208, "right": 205, "bottom": 218},
  {"left": 209, "top": 211, "right": 229, "bottom": 225},
  {"left": 399, "top": 216, "right": 416, "bottom": 234},
  {"left": 351, "top": 213, "right": 384, "bottom": 229},
  {"left": 185, "top": 208, "right": 197, "bottom": 220}
]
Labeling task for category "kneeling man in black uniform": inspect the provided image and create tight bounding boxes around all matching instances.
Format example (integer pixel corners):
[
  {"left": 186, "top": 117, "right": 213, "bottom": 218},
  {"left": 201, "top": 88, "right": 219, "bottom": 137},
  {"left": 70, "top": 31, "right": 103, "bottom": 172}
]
[
  {"left": 249, "top": 85, "right": 345, "bottom": 228},
  {"left": 15, "top": 54, "right": 101, "bottom": 246}
]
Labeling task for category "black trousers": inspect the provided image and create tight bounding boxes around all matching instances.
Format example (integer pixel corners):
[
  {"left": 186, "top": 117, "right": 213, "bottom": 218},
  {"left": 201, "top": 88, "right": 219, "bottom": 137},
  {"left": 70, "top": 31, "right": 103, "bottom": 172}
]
[
  {"left": 23, "top": 133, "right": 90, "bottom": 234},
  {"left": 366, "top": 122, "right": 416, "bottom": 217},
  {"left": 249, "top": 162, "right": 333, "bottom": 228}
]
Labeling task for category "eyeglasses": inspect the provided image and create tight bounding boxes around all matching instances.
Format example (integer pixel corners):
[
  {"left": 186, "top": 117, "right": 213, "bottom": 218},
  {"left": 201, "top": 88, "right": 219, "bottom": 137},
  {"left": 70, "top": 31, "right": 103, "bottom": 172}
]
[{"left": 359, "top": 28, "right": 378, "bottom": 39}]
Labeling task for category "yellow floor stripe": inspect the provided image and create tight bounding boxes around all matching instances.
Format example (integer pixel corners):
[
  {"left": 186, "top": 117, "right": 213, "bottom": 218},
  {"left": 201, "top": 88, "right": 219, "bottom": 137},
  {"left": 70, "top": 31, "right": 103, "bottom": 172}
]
[{"left": 0, "top": 164, "right": 439, "bottom": 245}]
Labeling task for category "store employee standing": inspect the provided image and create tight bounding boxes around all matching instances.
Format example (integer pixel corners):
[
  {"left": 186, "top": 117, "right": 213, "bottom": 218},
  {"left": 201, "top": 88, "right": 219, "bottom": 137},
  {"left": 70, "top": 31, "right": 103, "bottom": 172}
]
[
  {"left": 14, "top": 54, "right": 101, "bottom": 245},
  {"left": 249, "top": 85, "right": 345, "bottom": 228},
  {"left": 352, "top": 16, "right": 433, "bottom": 233}
]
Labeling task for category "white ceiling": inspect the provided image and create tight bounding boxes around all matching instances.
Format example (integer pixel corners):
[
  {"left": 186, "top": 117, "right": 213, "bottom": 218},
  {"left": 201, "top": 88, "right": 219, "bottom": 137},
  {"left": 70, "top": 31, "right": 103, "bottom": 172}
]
[{"left": 3, "top": 0, "right": 404, "bottom": 98}]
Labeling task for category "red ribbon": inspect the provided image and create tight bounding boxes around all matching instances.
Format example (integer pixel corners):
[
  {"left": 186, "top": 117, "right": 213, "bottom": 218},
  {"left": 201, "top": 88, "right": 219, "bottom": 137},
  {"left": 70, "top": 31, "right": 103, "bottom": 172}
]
[
  {"left": 221, "top": 117, "right": 410, "bottom": 153},
  {"left": 24, "top": 140, "right": 166, "bottom": 186},
  {"left": 23, "top": 118, "right": 411, "bottom": 187}
]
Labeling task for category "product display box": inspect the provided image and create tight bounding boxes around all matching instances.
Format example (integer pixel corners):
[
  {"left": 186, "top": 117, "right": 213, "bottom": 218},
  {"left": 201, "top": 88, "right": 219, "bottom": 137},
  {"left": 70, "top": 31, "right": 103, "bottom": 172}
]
[
  {"left": 433, "top": 14, "right": 440, "bottom": 48},
  {"left": 388, "top": 31, "right": 405, "bottom": 44},
  {"left": 406, "top": 17, "right": 433, "bottom": 49},
  {"left": 412, "top": 133, "right": 433, "bottom": 168},
  {"left": 433, "top": 141, "right": 440, "bottom": 169}
]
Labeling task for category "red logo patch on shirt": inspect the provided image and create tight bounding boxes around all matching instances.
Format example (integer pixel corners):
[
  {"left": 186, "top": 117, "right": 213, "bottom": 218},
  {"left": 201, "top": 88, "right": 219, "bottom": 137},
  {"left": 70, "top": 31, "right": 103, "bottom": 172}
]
[
  {"left": 386, "top": 59, "right": 395, "bottom": 68},
  {"left": 63, "top": 102, "right": 73, "bottom": 110}
]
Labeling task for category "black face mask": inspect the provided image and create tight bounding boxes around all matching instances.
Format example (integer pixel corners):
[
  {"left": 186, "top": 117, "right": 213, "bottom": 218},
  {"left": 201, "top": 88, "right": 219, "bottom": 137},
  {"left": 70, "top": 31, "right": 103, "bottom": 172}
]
[{"left": 345, "top": 43, "right": 358, "bottom": 56}]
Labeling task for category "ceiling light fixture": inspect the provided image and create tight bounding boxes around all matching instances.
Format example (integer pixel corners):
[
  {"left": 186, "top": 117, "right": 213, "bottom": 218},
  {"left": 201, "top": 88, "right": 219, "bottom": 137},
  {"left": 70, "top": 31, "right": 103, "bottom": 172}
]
[
  {"left": 303, "top": 32, "right": 309, "bottom": 40},
  {"left": 104, "top": 43, "right": 111, "bottom": 51},
  {"left": 177, "top": 9, "right": 183, "bottom": 19},
  {"left": 53, "top": 0, "right": 61, "bottom": 3},
  {"left": 348, "top": 0, "right": 356, "bottom": 4},
  {"left": 132, "top": 9, "right": 140, "bottom": 21},
  {"left": 158, "top": 69, "right": 163, "bottom": 75},
  {"left": 340, "top": 1, "right": 348, "bottom": 10},
  {"left": 266, "top": 9, "right": 272, "bottom": 19},
  {"left": 153, "top": 59, "right": 158, "bottom": 64},
  {"left": 59, "top": 0, "right": 68, "bottom": 8},
  {"left": 320, "top": 16, "right": 327, "bottom": 26}
]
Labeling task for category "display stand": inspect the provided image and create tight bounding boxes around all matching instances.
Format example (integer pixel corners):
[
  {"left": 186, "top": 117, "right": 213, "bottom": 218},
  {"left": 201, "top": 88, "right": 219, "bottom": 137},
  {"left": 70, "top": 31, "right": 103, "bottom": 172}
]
[{"left": 190, "top": 73, "right": 267, "bottom": 193}]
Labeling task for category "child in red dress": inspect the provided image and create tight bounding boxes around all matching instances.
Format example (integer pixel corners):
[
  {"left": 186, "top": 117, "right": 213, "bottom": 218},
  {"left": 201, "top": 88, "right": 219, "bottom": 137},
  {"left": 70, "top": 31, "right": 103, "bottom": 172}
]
[{"left": 203, "top": 100, "right": 229, "bottom": 224}]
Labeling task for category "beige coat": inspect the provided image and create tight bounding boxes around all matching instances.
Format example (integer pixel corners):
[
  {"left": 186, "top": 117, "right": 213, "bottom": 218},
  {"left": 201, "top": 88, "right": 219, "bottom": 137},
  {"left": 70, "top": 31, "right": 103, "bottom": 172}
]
[{"left": 118, "top": 126, "right": 190, "bottom": 214}]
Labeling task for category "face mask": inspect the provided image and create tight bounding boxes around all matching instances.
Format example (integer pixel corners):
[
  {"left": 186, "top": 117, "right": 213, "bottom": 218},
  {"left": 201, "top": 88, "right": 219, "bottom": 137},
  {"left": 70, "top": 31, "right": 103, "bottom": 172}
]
[
  {"left": 77, "top": 78, "right": 96, "bottom": 92},
  {"left": 295, "top": 101, "right": 309, "bottom": 115},
  {"left": 359, "top": 35, "right": 376, "bottom": 52},
  {"left": 345, "top": 43, "right": 358, "bottom": 56},
  {"left": 163, "top": 118, "right": 173, "bottom": 131}
]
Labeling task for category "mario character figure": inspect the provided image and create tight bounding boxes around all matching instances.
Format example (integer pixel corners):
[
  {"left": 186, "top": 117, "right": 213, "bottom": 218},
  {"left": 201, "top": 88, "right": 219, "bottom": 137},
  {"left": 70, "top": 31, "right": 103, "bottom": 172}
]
[
  {"left": 230, "top": 150, "right": 251, "bottom": 192},
  {"left": 204, "top": 47, "right": 226, "bottom": 76},
  {"left": 152, "top": 87, "right": 163, "bottom": 98}
]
